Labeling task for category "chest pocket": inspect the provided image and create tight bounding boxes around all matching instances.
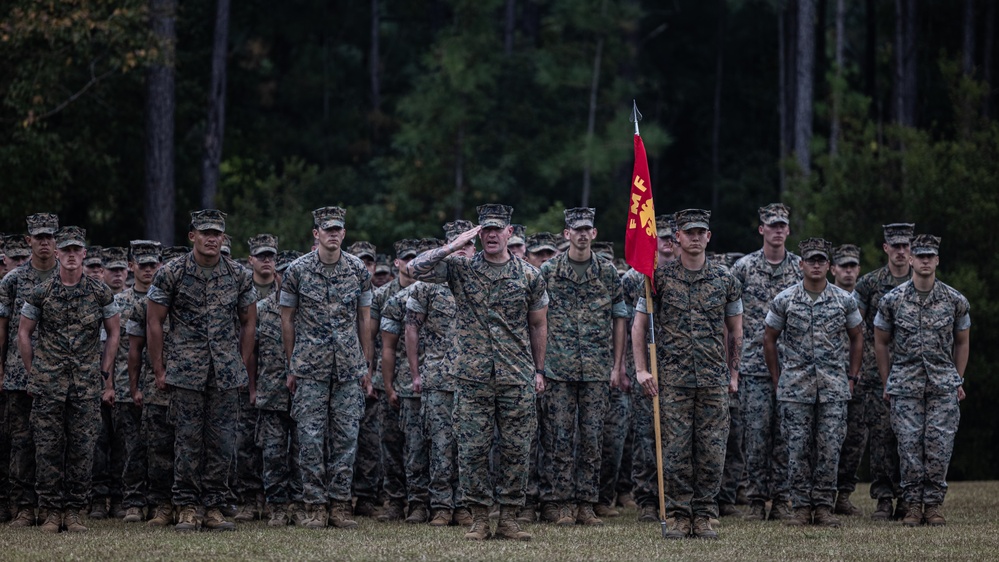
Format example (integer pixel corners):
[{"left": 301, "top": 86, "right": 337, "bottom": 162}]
[
  {"left": 433, "top": 293, "right": 457, "bottom": 318},
  {"left": 299, "top": 284, "right": 328, "bottom": 304},
  {"left": 696, "top": 286, "right": 726, "bottom": 313},
  {"left": 785, "top": 307, "right": 811, "bottom": 338},
  {"left": 589, "top": 296, "right": 612, "bottom": 312}
]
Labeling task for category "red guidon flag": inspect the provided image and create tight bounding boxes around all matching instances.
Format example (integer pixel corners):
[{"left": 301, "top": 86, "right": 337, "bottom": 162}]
[{"left": 625, "top": 133, "right": 657, "bottom": 279}]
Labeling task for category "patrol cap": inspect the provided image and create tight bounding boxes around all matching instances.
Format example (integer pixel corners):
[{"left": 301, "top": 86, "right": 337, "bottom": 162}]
[
  {"left": 375, "top": 253, "right": 392, "bottom": 274},
  {"left": 832, "top": 244, "right": 861, "bottom": 266},
  {"left": 55, "top": 226, "right": 87, "bottom": 249},
  {"left": 476, "top": 204, "right": 513, "bottom": 228},
  {"left": 614, "top": 258, "right": 630, "bottom": 276},
  {"left": 882, "top": 223, "right": 915, "bottom": 245},
  {"left": 190, "top": 209, "right": 227, "bottom": 232},
  {"left": 509, "top": 224, "right": 526, "bottom": 246},
  {"left": 83, "top": 246, "right": 103, "bottom": 267},
  {"left": 655, "top": 214, "right": 675, "bottom": 239},
  {"left": 3, "top": 234, "right": 30, "bottom": 258},
  {"left": 394, "top": 239, "right": 421, "bottom": 260},
  {"left": 248, "top": 233, "right": 279, "bottom": 256},
  {"left": 418, "top": 238, "right": 444, "bottom": 253},
  {"left": 564, "top": 207, "right": 596, "bottom": 230},
  {"left": 347, "top": 241, "right": 376, "bottom": 260},
  {"left": 798, "top": 237, "right": 833, "bottom": 261},
  {"left": 526, "top": 232, "right": 559, "bottom": 253},
  {"left": 724, "top": 252, "right": 745, "bottom": 268},
  {"left": 675, "top": 209, "right": 711, "bottom": 231},
  {"left": 313, "top": 206, "right": 346, "bottom": 230},
  {"left": 276, "top": 250, "right": 302, "bottom": 272},
  {"left": 758, "top": 203, "right": 790, "bottom": 226},
  {"left": 444, "top": 220, "right": 475, "bottom": 243},
  {"left": 26, "top": 213, "right": 59, "bottom": 236},
  {"left": 221, "top": 234, "right": 232, "bottom": 256},
  {"left": 592, "top": 241, "right": 614, "bottom": 260},
  {"left": 103, "top": 247, "right": 129, "bottom": 269},
  {"left": 910, "top": 234, "right": 940, "bottom": 256},
  {"left": 162, "top": 246, "right": 190, "bottom": 262},
  {"left": 556, "top": 238, "right": 570, "bottom": 252},
  {"left": 130, "top": 240, "right": 163, "bottom": 265}
]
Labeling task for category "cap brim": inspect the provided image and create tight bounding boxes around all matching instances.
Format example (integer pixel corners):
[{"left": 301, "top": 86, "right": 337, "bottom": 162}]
[
  {"left": 803, "top": 250, "right": 830, "bottom": 260},
  {"left": 194, "top": 222, "right": 226, "bottom": 233},
  {"left": 912, "top": 249, "right": 938, "bottom": 256},
  {"left": 29, "top": 227, "right": 58, "bottom": 236},
  {"left": 764, "top": 218, "right": 789, "bottom": 225},
  {"left": 375, "top": 266, "right": 392, "bottom": 273},
  {"left": 834, "top": 258, "right": 859, "bottom": 266},
  {"left": 57, "top": 240, "right": 86, "bottom": 249},
  {"left": 5, "top": 250, "right": 30, "bottom": 258},
  {"left": 884, "top": 237, "right": 911, "bottom": 245},
  {"left": 530, "top": 244, "right": 558, "bottom": 253},
  {"left": 106, "top": 261, "right": 128, "bottom": 269},
  {"left": 680, "top": 221, "right": 710, "bottom": 231},
  {"left": 566, "top": 221, "right": 595, "bottom": 230},
  {"left": 319, "top": 220, "right": 345, "bottom": 229},
  {"left": 135, "top": 256, "right": 160, "bottom": 264},
  {"left": 478, "top": 219, "right": 507, "bottom": 228},
  {"left": 509, "top": 237, "right": 525, "bottom": 246},
  {"left": 356, "top": 252, "right": 375, "bottom": 260},
  {"left": 83, "top": 259, "right": 103, "bottom": 266},
  {"left": 251, "top": 246, "right": 278, "bottom": 256}
]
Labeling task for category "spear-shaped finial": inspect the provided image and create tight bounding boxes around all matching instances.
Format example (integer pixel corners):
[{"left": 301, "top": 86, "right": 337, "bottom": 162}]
[{"left": 630, "top": 99, "right": 643, "bottom": 135}]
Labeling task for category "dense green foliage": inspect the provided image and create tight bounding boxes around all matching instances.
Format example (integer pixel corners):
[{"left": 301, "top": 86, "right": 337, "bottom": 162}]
[{"left": 1, "top": 1, "right": 996, "bottom": 477}]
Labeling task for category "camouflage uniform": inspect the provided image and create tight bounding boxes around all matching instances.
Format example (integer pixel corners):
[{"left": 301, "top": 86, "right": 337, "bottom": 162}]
[
  {"left": 621, "top": 268, "right": 658, "bottom": 510},
  {"left": 844, "top": 264, "right": 909, "bottom": 501},
  {"left": 875, "top": 277, "right": 970, "bottom": 507},
  {"left": 113, "top": 285, "right": 149, "bottom": 510},
  {"left": 407, "top": 281, "right": 461, "bottom": 511},
  {"left": 254, "top": 292, "right": 301, "bottom": 507},
  {"left": 539, "top": 235, "right": 627, "bottom": 506},
  {"left": 0, "top": 258, "right": 59, "bottom": 513},
  {"left": 635, "top": 252, "right": 742, "bottom": 520},
  {"left": 21, "top": 259, "right": 118, "bottom": 512},
  {"left": 766, "top": 278, "right": 862, "bottom": 510},
  {"left": 731, "top": 248, "right": 801, "bottom": 505},
  {"left": 147, "top": 250, "right": 257, "bottom": 509},
  {"left": 417, "top": 249, "right": 548, "bottom": 508},
  {"left": 279, "top": 249, "right": 370, "bottom": 507},
  {"left": 369, "top": 278, "right": 407, "bottom": 509}
]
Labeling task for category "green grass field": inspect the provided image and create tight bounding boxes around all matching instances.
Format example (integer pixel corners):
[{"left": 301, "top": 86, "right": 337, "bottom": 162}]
[{"left": 2, "top": 482, "right": 998, "bottom": 561}]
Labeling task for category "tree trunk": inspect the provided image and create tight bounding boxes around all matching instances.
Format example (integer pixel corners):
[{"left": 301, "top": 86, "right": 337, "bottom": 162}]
[
  {"left": 371, "top": 0, "right": 381, "bottom": 112},
  {"left": 201, "top": 0, "right": 230, "bottom": 209},
  {"left": 453, "top": 125, "right": 465, "bottom": 220},
  {"left": 830, "top": 0, "right": 844, "bottom": 156},
  {"left": 778, "top": 8, "right": 789, "bottom": 197},
  {"left": 711, "top": 0, "right": 725, "bottom": 211},
  {"left": 795, "top": 0, "right": 814, "bottom": 176},
  {"left": 985, "top": 0, "right": 995, "bottom": 117},
  {"left": 581, "top": 0, "right": 607, "bottom": 208},
  {"left": 894, "top": 0, "right": 917, "bottom": 127},
  {"left": 865, "top": 0, "right": 878, "bottom": 120},
  {"left": 504, "top": 0, "right": 516, "bottom": 55},
  {"left": 964, "top": 0, "right": 976, "bottom": 76},
  {"left": 145, "top": 0, "right": 176, "bottom": 245}
]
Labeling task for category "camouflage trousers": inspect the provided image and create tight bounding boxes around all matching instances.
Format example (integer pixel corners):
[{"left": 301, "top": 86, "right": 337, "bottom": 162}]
[
  {"left": 91, "top": 402, "right": 120, "bottom": 502},
  {"left": 742, "top": 375, "right": 790, "bottom": 502},
  {"left": 115, "top": 402, "right": 145, "bottom": 508},
  {"left": 598, "top": 386, "right": 631, "bottom": 506},
  {"left": 780, "top": 400, "right": 847, "bottom": 509},
  {"left": 540, "top": 380, "right": 608, "bottom": 504},
  {"left": 718, "top": 388, "right": 746, "bottom": 505},
  {"left": 529, "top": 396, "right": 546, "bottom": 503},
  {"left": 169, "top": 386, "right": 238, "bottom": 508},
  {"left": 661, "top": 385, "right": 729, "bottom": 520},
  {"left": 455, "top": 377, "right": 536, "bottom": 508},
  {"left": 399, "top": 397, "right": 429, "bottom": 505},
  {"left": 423, "top": 390, "right": 460, "bottom": 510},
  {"left": 31, "top": 395, "right": 100, "bottom": 511},
  {"left": 352, "top": 392, "right": 383, "bottom": 503},
  {"left": 0, "top": 393, "right": 8, "bottom": 505},
  {"left": 630, "top": 388, "right": 659, "bottom": 509},
  {"left": 234, "top": 388, "right": 263, "bottom": 504},
  {"left": 256, "top": 409, "right": 302, "bottom": 505},
  {"left": 837, "top": 383, "right": 900, "bottom": 500},
  {"left": 891, "top": 392, "right": 960, "bottom": 506},
  {"left": 141, "top": 403, "right": 174, "bottom": 508},
  {"left": 292, "top": 377, "right": 363, "bottom": 505},
  {"left": 7, "top": 391, "right": 36, "bottom": 508},
  {"left": 380, "top": 392, "right": 406, "bottom": 504}
]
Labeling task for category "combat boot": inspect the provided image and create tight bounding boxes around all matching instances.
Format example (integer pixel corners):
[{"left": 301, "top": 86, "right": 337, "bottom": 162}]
[
  {"left": 692, "top": 516, "right": 718, "bottom": 539},
  {"left": 428, "top": 508, "right": 452, "bottom": 527},
  {"left": 453, "top": 507, "right": 473, "bottom": 526},
  {"left": 871, "top": 498, "right": 893, "bottom": 521},
  {"left": 638, "top": 504, "right": 659, "bottom": 523},
  {"left": 664, "top": 516, "right": 691, "bottom": 539},
  {"left": 812, "top": 506, "right": 841, "bottom": 527},
  {"left": 782, "top": 506, "right": 809, "bottom": 527},
  {"left": 329, "top": 501, "right": 358, "bottom": 529},
  {"left": 123, "top": 506, "right": 144, "bottom": 523},
  {"left": 203, "top": 508, "right": 236, "bottom": 531},
  {"left": 555, "top": 502, "right": 575, "bottom": 526},
  {"left": 303, "top": 503, "right": 328, "bottom": 529},
  {"left": 923, "top": 504, "right": 945, "bottom": 526},
  {"left": 64, "top": 511, "right": 88, "bottom": 532},
  {"left": 110, "top": 500, "right": 126, "bottom": 519},
  {"left": 9, "top": 507, "right": 36, "bottom": 527},
  {"left": 267, "top": 504, "right": 289, "bottom": 527},
  {"left": 594, "top": 503, "right": 619, "bottom": 518},
  {"left": 540, "top": 501, "right": 560, "bottom": 523},
  {"left": 39, "top": 510, "right": 62, "bottom": 533},
  {"left": 516, "top": 501, "right": 538, "bottom": 524},
  {"left": 233, "top": 503, "right": 256, "bottom": 522},
  {"left": 405, "top": 502, "right": 428, "bottom": 524},
  {"left": 495, "top": 506, "right": 532, "bottom": 541},
  {"left": 893, "top": 499, "right": 910, "bottom": 521},
  {"left": 718, "top": 502, "right": 741, "bottom": 517},
  {"left": 174, "top": 506, "right": 199, "bottom": 532},
  {"left": 744, "top": 501, "right": 766, "bottom": 521},
  {"left": 376, "top": 500, "right": 405, "bottom": 522},
  {"left": 463, "top": 506, "right": 491, "bottom": 541},
  {"left": 352, "top": 498, "right": 380, "bottom": 517},
  {"left": 147, "top": 505, "right": 173, "bottom": 527},
  {"left": 289, "top": 503, "right": 309, "bottom": 527},
  {"left": 901, "top": 503, "right": 923, "bottom": 527},
  {"left": 576, "top": 502, "right": 603, "bottom": 526},
  {"left": 617, "top": 492, "right": 638, "bottom": 509},
  {"left": 88, "top": 498, "right": 108, "bottom": 520},
  {"left": 768, "top": 500, "right": 792, "bottom": 521},
  {"left": 834, "top": 492, "right": 862, "bottom": 516}
]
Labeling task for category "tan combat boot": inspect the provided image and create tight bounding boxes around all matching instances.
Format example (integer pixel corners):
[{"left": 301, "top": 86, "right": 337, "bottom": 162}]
[
  {"left": 576, "top": 502, "right": 604, "bottom": 526},
  {"left": 39, "top": 510, "right": 62, "bottom": 533},
  {"left": 9, "top": 507, "right": 36, "bottom": 528},
  {"left": 834, "top": 492, "right": 862, "bottom": 516},
  {"left": 744, "top": 501, "right": 766, "bottom": 521},
  {"left": 768, "top": 500, "right": 792, "bottom": 521},
  {"left": 617, "top": 492, "right": 638, "bottom": 509},
  {"left": 452, "top": 506, "right": 473, "bottom": 526},
  {"left": 494, "top": 506, "right": 532, "bottom": 541},
  {"left": 428, "top": 508, "right": 452, "bottom": 527},
  {"left": 871, "top": 498, "right": 893, "bottom": 521},
  {"left": 812, "top": 506, "right": 841, "bottom": 527},
  {"left": 692, "top": 516, "right": 718, "bottom": 539},
  {"left": 664, "top": 516, "right": 691, "bottom": 539},
  {"left": 376, "top": 500, "right": 405, "bottom": 522},
  {"left": 289, "top": 503, "right": 309, "bottom": 527},
  {"left": 203, "top": 508, "right": 236, "bottom": 531},
  {"left": 88, "top": 498, "right": 108, "bottom": 520},
  {"left": 64, "top": 511, "right": 89, "bottom": 532},
  {"left": 594, "top": 503, "right": 620, "bottom": 518},
  {"left": 638, "top": 504, "right": 659, "bottom": 523},
  {"left": 174, "top": 506, "right": 199, "bottom": 532},
  {"left": 267, "top": 503, "right": 289, "bottom": 527},
  {"left": 352, "top": 498, "right": 380, "bottom": 517},
  {"left": 463, "top": 506, "right": 491, "bottom": 541},
  {"left": 901, "top": 503, "right": 923, "bottom": 527},
  {"left": 123, "top": 506, "right": 144, "bottom": 523},
  {"left": 540, "top": 501, "right": 560, "bottom": 523},
  {"left": 147, "top": 505, "right": 173, "bottom": 527},
  {"left": 516, "top": 501, "right": 538, "bottom": 524},
  {"left": 783, "top": 506, "right": 812, "bottom": 527},
  {"left": 303, "top": 503, "right": 328, "bottom": 529},
  {"left": 329, "top": 501, "right": 358, "bottom": 529},
  {"left": 404, "top": 502, "right": 428, "bottom": 524},
  {"left": 555, "top": 502, "right": 575, "bottom": 526},
  {"left": 233, "top": 503, "right": 256, "bottom": 522},
  {"left": 923, "top": 504, "right": 945, "bottom": 526}
]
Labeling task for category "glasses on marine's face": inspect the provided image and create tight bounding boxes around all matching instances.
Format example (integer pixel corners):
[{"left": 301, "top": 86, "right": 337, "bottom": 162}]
[{"left": 805, "top": 256, "right": 828, "bottom": 265}]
